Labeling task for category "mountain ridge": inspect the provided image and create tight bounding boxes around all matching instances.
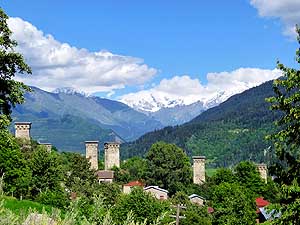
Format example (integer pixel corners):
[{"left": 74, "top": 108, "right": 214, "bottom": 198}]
[
  {"left": 11, "top": 86, "right": 163, "bottom": 151},
  {"left": 121, "top": 80, "right": 281, "bottom": 167}
]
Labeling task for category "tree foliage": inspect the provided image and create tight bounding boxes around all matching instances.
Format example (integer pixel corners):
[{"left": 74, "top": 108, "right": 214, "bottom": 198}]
[
  {"left": 111, "top": 188, "right": 171, "bottom": 225},
  {"left": 234, "top": 161, "right": 265, "bottom": 197},
  {"left": 0, "top": 122, "right": 31, "bottom": 198},
  {"left": 267, "top": 25, "right": 300, "bottom": 224},
  {"left": 211, "top": 182, "right": 256, "bottom": 225},
  {"left": 0, "top": 8, "right": 31, "bottom": 118},
  {"left": 145, "top": 141, "right": 192, "bottom": 195}
]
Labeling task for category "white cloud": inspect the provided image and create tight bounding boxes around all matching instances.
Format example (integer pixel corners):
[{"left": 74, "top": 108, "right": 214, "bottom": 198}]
[
  {"left": 7, "top": 17, "right": 157, "bottom": 93},
  {"left": 120, "top": 68, "right": 282, "bottom": 112},
  {"left": 250, "top": 0, "right": 300, "bottom": 37}
]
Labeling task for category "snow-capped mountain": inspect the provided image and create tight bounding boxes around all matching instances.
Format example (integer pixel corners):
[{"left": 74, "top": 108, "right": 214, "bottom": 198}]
[
  {"left": 120, "top": 82, "right": 260, "bottom": 113},
  {"left": 121, "top": 90, "right": 229, "bottom": 113}
]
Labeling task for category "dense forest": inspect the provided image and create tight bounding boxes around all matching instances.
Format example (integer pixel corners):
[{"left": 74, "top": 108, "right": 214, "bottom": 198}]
[{"left": 122, "top": 80, "right": 281, "bottom": 167}]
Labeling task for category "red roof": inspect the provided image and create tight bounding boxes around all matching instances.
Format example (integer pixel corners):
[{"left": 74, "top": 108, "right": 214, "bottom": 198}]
[
  {"left": 207, "top": 207, "right": 214, "bottom": 214},
  {"left": 124, "top": 180, "right": 144, "bottom": 187},
  {"left": 256, "top": 197, "right": 270, "bottom": 208}
]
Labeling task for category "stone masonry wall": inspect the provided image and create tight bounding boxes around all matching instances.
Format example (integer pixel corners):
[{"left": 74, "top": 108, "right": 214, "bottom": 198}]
[
  {"left": 15, "top": 122, "right": 31, "bottom": 140},
  {"left": 104, "top": 142, "right": 120, "bottom": 170},
  {"left": 85, "top": 141, "right": 99, "bottom": 170},
  {"left": 193, "top": 156, "right": 206, "bottom": 185}
]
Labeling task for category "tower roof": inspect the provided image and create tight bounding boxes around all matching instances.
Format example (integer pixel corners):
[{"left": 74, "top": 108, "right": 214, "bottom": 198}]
[
  {"left": 104, "top": 142, "right": 120, "bottom": 145},
  {"left": 85, "top": 141, "right": 99, "bottom": 144},
  {"left": 15, "top": 122, "right": 32, "bottom": 125},
  {"left": 192, "top": 156, "right": 206, "bottom": 159}
]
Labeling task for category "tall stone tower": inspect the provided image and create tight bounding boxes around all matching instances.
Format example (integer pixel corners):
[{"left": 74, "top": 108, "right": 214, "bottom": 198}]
[
  {"left": 193, "top": 156, "right": 206, "bottom": 185},
  {"left": 85, "top": 141, "right": 99, "bottom": 170},
  {"left": 15, "top": 122, "right": 31, "bottom": 140},
  {"left": 104, "top": 142, "right": 120, "bottom": 170},
  {"left": 257, "top": 163, "right": 268, "bottom": 183}
]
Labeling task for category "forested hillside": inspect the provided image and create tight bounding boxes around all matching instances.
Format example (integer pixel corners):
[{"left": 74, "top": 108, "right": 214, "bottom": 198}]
[{"left": 122, "top": 80, "right": 281, "bottom": 167}]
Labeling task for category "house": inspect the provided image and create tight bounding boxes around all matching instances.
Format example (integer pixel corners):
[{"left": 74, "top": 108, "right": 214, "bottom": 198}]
[
  {"left": 189, "top": 194, "right": 205, "bottom": 206},
  {"left": 123, "top": 180, "right": 144, "bottom": 194},
  {"left": 256, "top": 197, "right": 270, "bottom": 223},
  {"left": 96, "top": 170, "right": 114, "bottom": 183},
  {"left": 255, "top": 197, "right": 280, "bottom": 223},
  {"left": 144, "top": 186, "right": 168, "bottom": 200}
]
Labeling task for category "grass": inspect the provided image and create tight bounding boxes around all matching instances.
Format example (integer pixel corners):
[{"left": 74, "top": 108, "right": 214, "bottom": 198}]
[{"left": 1, "top": 196, "right": 53, "bottom": 215}]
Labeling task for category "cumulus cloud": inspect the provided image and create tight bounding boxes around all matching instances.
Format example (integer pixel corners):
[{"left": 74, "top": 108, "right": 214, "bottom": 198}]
[
  {"left": 120, "top": 68, "right": 282, "bottom": 112},
  {"left": 250, "top": 0, "right": 300, "bottom": 37},
  {"left": 7, "top": 17, "right": 157, "bottom": 93}
]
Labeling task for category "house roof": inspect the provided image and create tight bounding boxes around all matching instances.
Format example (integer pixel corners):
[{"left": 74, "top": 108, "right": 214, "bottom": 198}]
[
  {"left": 144, "top": 186, "right": 169, "bottom": 193},
  {"left": 189, "top": 194, "right": 205, "bottom": 200},
  {"left": 259, "top": 207, "right": 281, "bottom": 220},
  {"left": 124, "top": 180, "right": 144, "bottom": 187},
  {"left": 96, "top": 170, "right": 114, "bottom": 179},
  {"left": 256, "top": 197, "right": 270, "bottom": 208}
]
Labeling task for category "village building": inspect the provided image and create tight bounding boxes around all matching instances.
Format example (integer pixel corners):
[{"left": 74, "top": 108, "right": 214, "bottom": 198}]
[
  {"left": 144, "top": 186, "right": 168, "bottom": 200},
  {"left": 255, "top": 197, "right": 280, "bottom": 223},
  {"left": 193, "top": 156, "right": 206, "bottom": 185},
  {"left": 256, "top": 164, "right": 268, "bottom": 183},
  {"left": 14, "top": 122, "right": 31, "bottom": 140},
  {"left": 123, "top": 180, "right": 144, "bottom": 194},
  {"left": 85, "top": 141, "right": 99, "bottom": 170},
  {"left": 104, "top": 142, "right": 120, "bottom": 170},
  {"left": 96, "top": 170, "right": 114, "bottom": 183},
  {"left": 189, "top": 194, "right": 205, "bottom": 206}
]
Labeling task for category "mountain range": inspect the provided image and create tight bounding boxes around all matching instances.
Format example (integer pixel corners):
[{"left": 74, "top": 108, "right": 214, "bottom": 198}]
[
  {"left": 11, "top": 87, "right": 163, "bottom": 152},
  {"left": 11, "top": 80, "right": 279, "bottom": 160},
  {"left": 10, "top": 85, "right": 228, "bottom": 151},
  {"left": 121, "top": 80, "right": 281, "bottom": 167}
]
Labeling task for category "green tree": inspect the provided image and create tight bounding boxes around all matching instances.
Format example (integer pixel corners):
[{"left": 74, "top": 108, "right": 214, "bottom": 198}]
[
  {"left": 169, "top": 192, "right": 211, "bottom": 225},
  {"left": 211, "top": 168, "right": 236, "bottom": 185},
  {"left": 29, "top": 146, "right": 63, "bottom": 197},
  {"left": 62, "top": 152, "right": 97, "bottom": 194},
  {"left": 121, "top": 157, "right": 147, "bottom": 181},
  {"left": 266, "top": 25, "right": 300, "bottom": 224},
  {"left": 112, "top": 188, "right": 171, "bottom": 225},
  {"left": 0, "top": 8, "right": 31, "bottom": 119},
  {"left": 112, "top": 166, "right": 131, "bottom": 184},
  {"left": 170, "top": 191, "right": 190, "bottom": 206},
  {"left": 211, "top": 182, "right": 256, "bottom": 225},
  {"left": 0, "top": 116, "right": 31, "bottom": 198},
  {"left": 234, "top": 161, "right": 265, "bottom": 197},
  {"left": 145, "top": 141, "right": 192, "bottom": 195},
  {"left": 181, "top": 204, "right": 212, "bottom": 225}
]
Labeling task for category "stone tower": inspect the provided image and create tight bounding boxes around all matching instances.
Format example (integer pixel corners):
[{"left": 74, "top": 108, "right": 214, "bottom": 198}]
[
  {"left": 104, "top": 142, "right": 120, "bottom": 170},
  {"left": 15, "top": 122, "right": 31, "bottom": 140},
  {"left": 257, "top": 163, "right": 268, "bottom": 183},
  {"left": 85, "top": 141, "right": 99, "bottom": 170},
  {"left": 193, "top": 156, "right": 206, "bottom": 185}
]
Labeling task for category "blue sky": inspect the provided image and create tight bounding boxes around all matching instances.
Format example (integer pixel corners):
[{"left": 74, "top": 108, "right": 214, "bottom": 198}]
[{"left": 2, "top": 1, "right": 300, "bottom": 106}]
